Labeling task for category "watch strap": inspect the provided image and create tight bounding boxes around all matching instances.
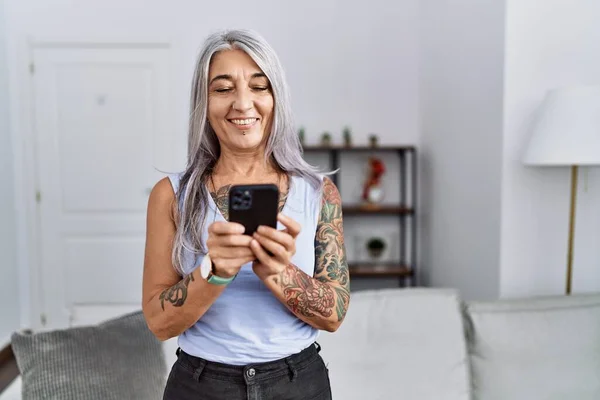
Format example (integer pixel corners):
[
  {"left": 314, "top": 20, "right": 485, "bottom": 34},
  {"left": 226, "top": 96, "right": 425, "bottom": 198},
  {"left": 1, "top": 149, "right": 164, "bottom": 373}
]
[
  {"left": 201, "top": 253, "right": 236, "bottom": 286},
  {"left": 207, "top": 272, "right": 236, "bottom": 286}
]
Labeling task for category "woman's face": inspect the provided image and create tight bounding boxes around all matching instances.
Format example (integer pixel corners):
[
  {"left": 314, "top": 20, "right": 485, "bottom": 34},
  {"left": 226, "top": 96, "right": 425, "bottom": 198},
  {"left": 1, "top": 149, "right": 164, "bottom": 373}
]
[{"left": 207, "top": 49, "right": 274, "bottom": 152}]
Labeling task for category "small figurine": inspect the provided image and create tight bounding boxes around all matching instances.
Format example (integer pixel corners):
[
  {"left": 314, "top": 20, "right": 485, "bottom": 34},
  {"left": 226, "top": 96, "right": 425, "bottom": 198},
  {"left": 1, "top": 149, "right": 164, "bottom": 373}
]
[
  {"left": 343, "top": 126, "right": 352, "bottom": 147},
  {"left": 362, "top": 157, "right": 386, "bottom": 206}
]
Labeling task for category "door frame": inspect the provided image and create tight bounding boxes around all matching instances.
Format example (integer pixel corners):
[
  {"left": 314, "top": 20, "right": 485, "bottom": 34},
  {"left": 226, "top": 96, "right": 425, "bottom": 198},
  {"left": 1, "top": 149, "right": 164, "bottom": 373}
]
[{"left": 10, "top": 37, "right": 173, "bottom": 331}]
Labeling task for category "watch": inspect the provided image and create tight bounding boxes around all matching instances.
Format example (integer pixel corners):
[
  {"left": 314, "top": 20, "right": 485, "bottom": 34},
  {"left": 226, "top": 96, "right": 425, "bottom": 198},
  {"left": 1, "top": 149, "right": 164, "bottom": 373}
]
[{"left": 200, "top": 253, "right": 236, "bottom": 286}]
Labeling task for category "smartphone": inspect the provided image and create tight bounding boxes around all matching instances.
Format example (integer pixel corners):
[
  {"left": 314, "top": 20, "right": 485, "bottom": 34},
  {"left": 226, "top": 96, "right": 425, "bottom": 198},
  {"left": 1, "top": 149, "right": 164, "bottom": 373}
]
[{"left": 228, "top": 184, "right": 279, "bottom": 235}]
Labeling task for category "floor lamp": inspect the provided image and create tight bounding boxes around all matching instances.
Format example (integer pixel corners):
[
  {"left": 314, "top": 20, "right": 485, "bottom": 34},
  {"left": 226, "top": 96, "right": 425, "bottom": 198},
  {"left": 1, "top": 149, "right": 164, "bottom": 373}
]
[{"left": 522, "top": 86, "right": 600, "bottom": 295}]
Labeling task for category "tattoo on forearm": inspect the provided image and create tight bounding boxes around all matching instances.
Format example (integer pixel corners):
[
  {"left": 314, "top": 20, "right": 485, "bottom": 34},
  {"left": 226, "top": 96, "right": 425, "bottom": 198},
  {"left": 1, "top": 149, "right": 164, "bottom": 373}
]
[
  {"left": 314, "top": 177, "right": 350, "bottom": 322},
  {"left": 159, "top": 274, "right": 195, "bottom": 311},
  {"left": 280, "top": 264, "right": 335, "bottom": 318}
]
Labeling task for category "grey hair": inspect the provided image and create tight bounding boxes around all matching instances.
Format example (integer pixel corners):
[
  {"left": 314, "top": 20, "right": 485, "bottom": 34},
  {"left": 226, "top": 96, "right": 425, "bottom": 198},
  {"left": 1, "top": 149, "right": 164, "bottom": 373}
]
[{"left": 172, "top": 29, "right": 324, "bottom": 276}]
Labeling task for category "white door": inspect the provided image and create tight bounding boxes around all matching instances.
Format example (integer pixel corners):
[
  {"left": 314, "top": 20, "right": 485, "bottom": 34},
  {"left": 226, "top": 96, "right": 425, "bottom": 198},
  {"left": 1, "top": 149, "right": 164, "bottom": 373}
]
[{"left": 32, "top": 44, "right": 174, "bottom": 329}]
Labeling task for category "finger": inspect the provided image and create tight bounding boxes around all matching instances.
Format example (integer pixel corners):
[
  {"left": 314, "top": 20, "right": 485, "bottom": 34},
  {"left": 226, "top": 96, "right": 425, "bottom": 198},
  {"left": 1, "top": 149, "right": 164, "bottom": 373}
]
[
  {"left": 277, "top": 214, "right": 301, "bottom": 238},
  {"left": 253, "top": 232, "right": 288, "bottom": 262},
  {"left": 250, "top": 239, "right": 276, "bottom": 268},
  {"left": 231, "top": 255, "right": 256, "bottom": 267},
  {"left": 256, "top": 226, "right": 295, "bottom": 253},
  {"left": 209, "top": 221, "right": 245, "bottom": 235},
  {"left": 208, "top": 234, "right": 253, "bottom": 250},
  {"left": 211, "top": 246, "right": 255, "bottom": 259},
  {"left": 213, "top": 255, "right": 256, "bottom": 272},
  {"left": 217, "top": 234, "right": 253, "bottom": 248}
]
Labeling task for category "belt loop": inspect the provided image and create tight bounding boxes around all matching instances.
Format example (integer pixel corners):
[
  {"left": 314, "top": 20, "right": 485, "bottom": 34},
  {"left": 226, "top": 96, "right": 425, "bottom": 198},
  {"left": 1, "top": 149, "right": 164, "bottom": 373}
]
[
  {"left": 314, "top": 342, "right": 322, "bottom": 353},
  {"left": 192, "top": 359, "right": 206, "bottom": 382},
  {"left": 176, "top": 347, "right": 181, "bottom": 357},
  {"left": 285, "top": 358, "right": 298, "bottom": 382}
]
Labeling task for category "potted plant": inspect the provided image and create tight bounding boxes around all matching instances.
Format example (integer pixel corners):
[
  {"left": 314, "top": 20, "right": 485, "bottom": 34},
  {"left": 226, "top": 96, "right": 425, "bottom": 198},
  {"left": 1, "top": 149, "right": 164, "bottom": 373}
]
[
  {"left": 298, "top": 126, "right": 306, "bottom": 146},
  {"left": 343, "top": 126, "right": 352, "bottom": 147},
  {"left": 369, "top": 133, "right": 379, "bottom": 147},
  {"left": 366, "top": 237, "right": 386, "bottom": 259},
  {"left": 321, "top": 131, "right": 332, "bottom": 146}
]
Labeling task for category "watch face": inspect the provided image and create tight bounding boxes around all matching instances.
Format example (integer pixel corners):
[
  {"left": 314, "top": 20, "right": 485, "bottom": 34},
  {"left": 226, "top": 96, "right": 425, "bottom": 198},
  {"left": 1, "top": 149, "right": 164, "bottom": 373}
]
[{"left": 200, "top": 254, "right": 212, "bottom": 279}]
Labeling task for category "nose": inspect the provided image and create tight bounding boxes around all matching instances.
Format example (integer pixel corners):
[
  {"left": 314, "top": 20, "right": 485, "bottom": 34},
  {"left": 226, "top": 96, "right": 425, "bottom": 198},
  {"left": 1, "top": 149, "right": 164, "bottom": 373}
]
[{"left": 232, "top": 87, "right": 253, "bottom": 112}]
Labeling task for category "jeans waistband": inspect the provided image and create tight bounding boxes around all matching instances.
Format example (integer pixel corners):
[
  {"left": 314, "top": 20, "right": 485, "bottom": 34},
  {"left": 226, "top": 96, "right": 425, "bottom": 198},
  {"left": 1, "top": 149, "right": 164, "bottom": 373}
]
[{"left": 176, "top": 343, "right": 321, "bottom": 384}]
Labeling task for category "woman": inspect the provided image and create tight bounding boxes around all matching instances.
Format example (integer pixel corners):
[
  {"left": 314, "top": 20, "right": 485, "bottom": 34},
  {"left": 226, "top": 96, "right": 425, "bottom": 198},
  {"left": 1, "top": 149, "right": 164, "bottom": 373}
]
[{"left": 142, "top": 29, "right": 350, "bottom": 400}]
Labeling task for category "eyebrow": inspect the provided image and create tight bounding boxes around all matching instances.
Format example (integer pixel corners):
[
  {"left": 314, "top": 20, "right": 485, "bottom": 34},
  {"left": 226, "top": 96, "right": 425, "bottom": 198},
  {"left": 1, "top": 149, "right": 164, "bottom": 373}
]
[{"left": 209, "top": 72, "right": 267, "bottom": 85}]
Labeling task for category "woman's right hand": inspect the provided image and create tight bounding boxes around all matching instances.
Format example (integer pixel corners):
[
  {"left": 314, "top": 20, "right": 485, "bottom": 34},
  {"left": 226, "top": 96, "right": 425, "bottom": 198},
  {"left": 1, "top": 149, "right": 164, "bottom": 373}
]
[{"left": 206, "top": 221, "right": 255, "bottom": 278}]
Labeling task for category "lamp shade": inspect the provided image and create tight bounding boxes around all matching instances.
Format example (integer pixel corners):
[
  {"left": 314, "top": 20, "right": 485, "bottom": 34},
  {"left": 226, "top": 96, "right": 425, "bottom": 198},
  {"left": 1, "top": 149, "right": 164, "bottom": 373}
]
[{"left": 523, "top": 86, "right": 600, "bottom": 166}]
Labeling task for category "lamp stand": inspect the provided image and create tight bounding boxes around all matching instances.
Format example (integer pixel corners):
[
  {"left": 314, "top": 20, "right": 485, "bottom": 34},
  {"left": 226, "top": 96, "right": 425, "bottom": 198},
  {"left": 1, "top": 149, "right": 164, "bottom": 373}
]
[{"left": 566, "top": 165, "right": 578, "bottom": 295}]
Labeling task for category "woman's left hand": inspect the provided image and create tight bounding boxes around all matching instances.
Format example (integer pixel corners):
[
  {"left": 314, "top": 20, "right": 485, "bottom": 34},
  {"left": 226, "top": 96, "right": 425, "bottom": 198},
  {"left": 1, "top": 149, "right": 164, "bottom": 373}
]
[{"left": 251, "top": 214, "right": 301, "bottom": 281}]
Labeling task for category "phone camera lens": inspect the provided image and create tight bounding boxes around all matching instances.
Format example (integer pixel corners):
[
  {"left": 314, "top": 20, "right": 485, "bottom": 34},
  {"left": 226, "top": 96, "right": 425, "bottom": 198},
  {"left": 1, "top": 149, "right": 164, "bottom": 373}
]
[{"left": 231, "top": 189, "right": 252, "bottom": 210}]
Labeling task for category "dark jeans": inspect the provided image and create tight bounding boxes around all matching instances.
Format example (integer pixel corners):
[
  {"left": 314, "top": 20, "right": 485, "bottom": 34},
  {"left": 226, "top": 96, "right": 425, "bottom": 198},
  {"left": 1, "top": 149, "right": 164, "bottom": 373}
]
[{"left": 163, "top": 343, "right": 332, "bottom": 400}]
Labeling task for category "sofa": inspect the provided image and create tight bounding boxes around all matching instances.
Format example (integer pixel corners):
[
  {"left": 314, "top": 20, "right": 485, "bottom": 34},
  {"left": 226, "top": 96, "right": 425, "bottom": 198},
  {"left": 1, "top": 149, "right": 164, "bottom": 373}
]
[{"left": 1, "top": 288, "right": 599, "bottom": 399}]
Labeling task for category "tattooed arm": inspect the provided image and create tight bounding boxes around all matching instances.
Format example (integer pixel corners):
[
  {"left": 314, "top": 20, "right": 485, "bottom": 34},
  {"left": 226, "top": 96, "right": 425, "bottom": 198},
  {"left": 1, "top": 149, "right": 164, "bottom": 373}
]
[
  {"left": 251, "top": 177, "right": 350, "bottom": 332},
  {"left": 141, "top": 177, "right": 227, "bottom": 341}
]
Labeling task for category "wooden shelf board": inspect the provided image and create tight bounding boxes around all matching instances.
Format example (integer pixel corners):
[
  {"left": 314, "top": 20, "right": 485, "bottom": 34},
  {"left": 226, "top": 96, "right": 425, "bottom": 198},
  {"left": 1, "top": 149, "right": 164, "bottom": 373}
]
[
  {"left": 343, "top": 205, "right": 414, "bottom": 215},
  {"left": 302, "top": 145, "right": 415, "bottom": 152},
  {"left": 349, "top": 264, "right": 413, "bottom": 277}
]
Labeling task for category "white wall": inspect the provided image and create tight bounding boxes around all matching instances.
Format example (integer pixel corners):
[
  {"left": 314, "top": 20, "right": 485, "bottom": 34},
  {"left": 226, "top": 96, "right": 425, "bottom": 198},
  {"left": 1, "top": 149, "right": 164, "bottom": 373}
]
[
  {"left": 500, "top": 0, "right": 600, "bottom": 297},
  {"left": 10, "top": 0, "right": 598, "bottom": 313},
  {"left": 0, "top": 0, "right": 20, "bottom": 339},
  {"left": 4, "top": 0, "right": 420, "bottom": 324},
  {"left": 418, "top": 0, "right": 505, "bottom": 300},
  {"left": 5, "top": 0, "right": 419, "bottom": 156}
]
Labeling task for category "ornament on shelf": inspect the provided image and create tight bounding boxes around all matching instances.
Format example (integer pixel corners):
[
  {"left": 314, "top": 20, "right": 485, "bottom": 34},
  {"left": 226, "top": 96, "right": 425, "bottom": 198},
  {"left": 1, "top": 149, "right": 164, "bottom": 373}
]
[
  {"left": 361, "top": 157, "right": 386, "bottom": 208},
  {"left": 321, "top": 131, "right": 332, "bottom": 147},
  {"left": 369, "top": 134, "right": 379, "bottom": 147},
  {"left": 342, "top": 126, "right": 352, "bottom": 147}
]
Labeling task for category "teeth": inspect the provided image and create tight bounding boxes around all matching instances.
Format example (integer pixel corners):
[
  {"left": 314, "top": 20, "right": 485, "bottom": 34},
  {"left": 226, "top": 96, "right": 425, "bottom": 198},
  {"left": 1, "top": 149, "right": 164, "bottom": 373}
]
[{"left": 231, "top": 118, "right": 256, "bottom": 125}]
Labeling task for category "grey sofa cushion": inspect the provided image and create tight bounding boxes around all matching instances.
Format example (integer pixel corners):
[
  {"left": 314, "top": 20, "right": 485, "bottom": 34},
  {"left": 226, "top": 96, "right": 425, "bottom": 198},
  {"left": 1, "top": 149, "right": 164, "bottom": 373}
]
[
  {"left": 11, "top": 311, "right": 166, "bottom": 400},
  {"left": 465, "top": 293, "right": 600, "bottom": 400},
  {"left": 318, "top": 288, "right": 471, "bottom": 400}
]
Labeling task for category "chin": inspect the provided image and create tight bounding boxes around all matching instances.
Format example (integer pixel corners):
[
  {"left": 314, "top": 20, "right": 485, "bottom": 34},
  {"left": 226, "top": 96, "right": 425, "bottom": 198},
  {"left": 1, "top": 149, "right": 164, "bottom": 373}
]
[{"left": 233, "top": 131, "right": 265, "bottom": 149}]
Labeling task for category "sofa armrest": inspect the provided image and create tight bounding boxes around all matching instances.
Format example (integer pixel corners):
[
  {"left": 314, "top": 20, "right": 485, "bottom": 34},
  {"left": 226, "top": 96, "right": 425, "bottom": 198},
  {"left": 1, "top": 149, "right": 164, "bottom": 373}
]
[{"left": 0, "top": 343, "right": 19, "bottom": 395}]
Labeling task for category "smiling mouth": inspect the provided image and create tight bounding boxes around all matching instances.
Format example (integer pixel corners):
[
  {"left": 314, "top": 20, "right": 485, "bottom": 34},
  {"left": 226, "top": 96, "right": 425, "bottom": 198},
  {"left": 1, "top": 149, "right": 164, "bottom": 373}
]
[{"left": 229, "top": 118, "right": 259, "bottom": 129}]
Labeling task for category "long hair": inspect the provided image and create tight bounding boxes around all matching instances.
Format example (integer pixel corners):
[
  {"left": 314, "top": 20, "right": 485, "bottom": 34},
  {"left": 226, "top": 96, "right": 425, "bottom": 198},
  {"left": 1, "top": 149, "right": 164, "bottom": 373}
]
[{"left": 172, "top": 29, "right": 323, "bottom": 275}]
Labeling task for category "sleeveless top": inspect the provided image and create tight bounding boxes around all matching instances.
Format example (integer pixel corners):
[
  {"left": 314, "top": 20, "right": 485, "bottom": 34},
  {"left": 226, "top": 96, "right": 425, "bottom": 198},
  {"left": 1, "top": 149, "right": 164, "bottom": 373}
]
[{"left": 167, "top": 173, "right": 323, "bottom": 365}]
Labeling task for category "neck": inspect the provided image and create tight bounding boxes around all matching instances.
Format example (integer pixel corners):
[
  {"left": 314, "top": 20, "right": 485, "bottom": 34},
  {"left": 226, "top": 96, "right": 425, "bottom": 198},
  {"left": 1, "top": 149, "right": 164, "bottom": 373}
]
[{"left": 213, "top": 147, "right": 278, "bottom": 179}]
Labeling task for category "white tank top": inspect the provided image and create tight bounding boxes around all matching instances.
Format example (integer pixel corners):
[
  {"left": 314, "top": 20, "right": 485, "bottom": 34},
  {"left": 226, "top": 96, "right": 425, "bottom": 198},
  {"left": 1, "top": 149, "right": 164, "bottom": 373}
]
[{"left": 167, "top": 173, "right": 323, "bottom": 365}]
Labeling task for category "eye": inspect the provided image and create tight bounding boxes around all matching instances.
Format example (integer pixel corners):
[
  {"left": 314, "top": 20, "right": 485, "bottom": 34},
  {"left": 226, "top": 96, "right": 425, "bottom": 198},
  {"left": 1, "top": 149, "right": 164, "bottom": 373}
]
[
  {"left": 214, "top": 87, "right": 232, "bottom": 93},
  {"left": 253, "top": 86, "right": 270, "bottom": 92}
]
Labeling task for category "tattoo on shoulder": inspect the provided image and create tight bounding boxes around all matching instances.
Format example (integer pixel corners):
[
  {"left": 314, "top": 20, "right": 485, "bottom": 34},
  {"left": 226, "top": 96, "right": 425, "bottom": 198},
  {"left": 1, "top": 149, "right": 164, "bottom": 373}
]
[
  {"left": 278, "top": 190, "right": 288, "bottom": 213},
  {"left": 210, "top": 185, "right": 231, "bottom": 220},
  {"left": 159, "top": 274, "right": 195, "bottom": 311}
]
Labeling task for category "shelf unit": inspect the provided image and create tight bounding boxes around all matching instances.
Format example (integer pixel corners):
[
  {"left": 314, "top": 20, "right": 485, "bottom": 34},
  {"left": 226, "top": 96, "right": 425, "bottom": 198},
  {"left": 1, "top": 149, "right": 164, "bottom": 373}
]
[{"left": 302, "top": 145, "right": 417, "bottom": 287}]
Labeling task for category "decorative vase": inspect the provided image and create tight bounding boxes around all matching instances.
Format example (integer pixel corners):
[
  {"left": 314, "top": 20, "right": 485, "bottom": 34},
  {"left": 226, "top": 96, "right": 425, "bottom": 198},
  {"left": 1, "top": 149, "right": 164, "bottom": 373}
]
[{"left": 366, "top": 185, "right": 385, "bottom": 204}]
